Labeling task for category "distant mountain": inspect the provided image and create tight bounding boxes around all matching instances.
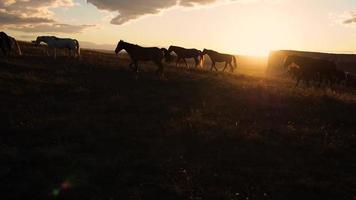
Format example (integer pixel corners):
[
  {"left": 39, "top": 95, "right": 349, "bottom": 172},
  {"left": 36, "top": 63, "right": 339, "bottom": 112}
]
[
  {"left": 79, "top": 41, "right": 116, "bottom": 52},
  {"left": 267, "top": 50, "right": 356, "bottom": 75}
]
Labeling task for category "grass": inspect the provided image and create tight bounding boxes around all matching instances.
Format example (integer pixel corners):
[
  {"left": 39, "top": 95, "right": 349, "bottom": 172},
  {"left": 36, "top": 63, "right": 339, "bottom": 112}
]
[{"left": 1, "top": 44, "right": 356, "bottom": 200}]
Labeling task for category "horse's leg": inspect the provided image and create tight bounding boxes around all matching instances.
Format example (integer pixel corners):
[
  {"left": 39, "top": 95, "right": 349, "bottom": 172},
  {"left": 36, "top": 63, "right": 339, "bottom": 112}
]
[
  {"left": 295, "top": 75, "right": 302, "bottom": 88},
  {"left": 210, "top": 61, "right": 215, "bottom": 71},
  {"left": 223, "top": 62, "right": 228, "bottom": 72},
  {"left": 155, "top": 60, "right": 164, "bottom": 78},
  {"left": 213, "top": 62, "right": 218, "bottom": 71},
  {"left": 176, "top": 57, "right": 182, "bottom": 68},
  {"left": 183, "top": 58, "right": 188, "bottom": 69},
  {"left": 128, "top": 62, "right": 135, "bottom": 70},
  {"left": 135, "top": 61, "right": 139, "bottom": 73},
  {"left": 229, "top": 62, "right": 234, "bottom": 72},
  {"left": 134, "top": 61, "right": 139, "bottom": 79},
  {"left": 194, "top": 57, "right": 199, "bottom": 68}
]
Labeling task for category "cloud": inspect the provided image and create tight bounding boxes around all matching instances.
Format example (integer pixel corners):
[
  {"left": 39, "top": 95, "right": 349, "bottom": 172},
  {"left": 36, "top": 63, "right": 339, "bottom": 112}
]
[
  {"left": 10, "top": 24, "right": 95, "bottom": 33},
  {"left": 343, "top": 11, "right": 356, "bottom": 24},
  {"left": 0, "top": 0, "right": 92, "bottom": 33},
  {"left": 87, "top": 0, "right": 221, "bottom": 25},
  {"left": 0, "top": 10, "right": 54, "bottom": 25}
]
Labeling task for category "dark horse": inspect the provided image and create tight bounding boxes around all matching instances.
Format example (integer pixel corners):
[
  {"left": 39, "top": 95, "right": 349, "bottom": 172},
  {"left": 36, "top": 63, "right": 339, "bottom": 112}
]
[
  {"left": 0, "top": 32, "right": 12, "bottom": 56},
  {"left": 284, "top": 55, "right": 336, "bottom": 87},
  {"left": 201, "top": 49, "right": 237, "bottom": 72},
  {"left": 166, "top": 46, "right": 203, "bottom": 68},
  {"left": 115, "top": 40, "right": 166, "bottom": 77}
]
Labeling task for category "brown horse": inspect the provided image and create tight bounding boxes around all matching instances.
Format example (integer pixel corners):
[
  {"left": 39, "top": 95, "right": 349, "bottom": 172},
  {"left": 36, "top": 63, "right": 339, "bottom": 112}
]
[
  {"left": 201, "top": 49, "right": 237, "bottom": 72},
  {"left": 284, "top": 55, "right": 336, "bottom": 87},
  {"left": 166, "top": 46, "right": 204, "bottom": 68},
  {"left": 115, "top": 40, "right": 166, "bottom": 77}
]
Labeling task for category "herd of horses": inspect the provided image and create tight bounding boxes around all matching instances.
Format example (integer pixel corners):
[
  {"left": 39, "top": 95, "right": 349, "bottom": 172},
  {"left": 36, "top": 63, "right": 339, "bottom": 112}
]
[
  {"left": 114, "top": 40, "right": 237, "bottom": 77},
  {"left": 284, "top": 55, "right": 356, "bottom": 88},
  {"left": 0, "top": 31, "right": 355, "bottom": 88}
]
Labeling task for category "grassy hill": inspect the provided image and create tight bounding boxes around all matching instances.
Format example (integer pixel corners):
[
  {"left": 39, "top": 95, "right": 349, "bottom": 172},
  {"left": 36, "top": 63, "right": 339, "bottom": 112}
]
[{"left": 1, "top": 44, "right": 356, "bottom": 200}]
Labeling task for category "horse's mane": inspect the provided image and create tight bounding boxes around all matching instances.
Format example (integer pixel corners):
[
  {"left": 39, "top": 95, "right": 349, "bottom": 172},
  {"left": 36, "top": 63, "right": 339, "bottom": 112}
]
[
  {"left": 170, "top": 46, "right": 198, "bottom": 51},
  {"left": 122, "top": 41, "right": 143, "bottom": 48},
  {"left": 205, "top": 49, "right": 218, "bottom": 53}
]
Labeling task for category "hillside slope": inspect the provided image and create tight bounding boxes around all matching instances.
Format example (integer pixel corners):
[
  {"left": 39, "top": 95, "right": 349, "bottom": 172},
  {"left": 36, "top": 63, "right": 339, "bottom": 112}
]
[{"left": 1, "top": 47, "right": 356, "bottom": 200}]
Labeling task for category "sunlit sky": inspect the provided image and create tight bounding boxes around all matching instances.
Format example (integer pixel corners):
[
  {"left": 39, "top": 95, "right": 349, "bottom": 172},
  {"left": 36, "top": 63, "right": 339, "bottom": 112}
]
[{"left": 2, "top": 0, "right": 356, "bottom": 56}]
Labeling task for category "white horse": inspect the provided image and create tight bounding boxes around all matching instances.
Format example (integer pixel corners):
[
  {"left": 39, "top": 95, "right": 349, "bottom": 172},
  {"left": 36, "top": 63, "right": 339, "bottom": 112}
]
[
  {"left": 33, "top": 36, "right": 80, "bottom": 59},
  {"left": 8, "top": 36, "right": 22, "bottom": 56}
]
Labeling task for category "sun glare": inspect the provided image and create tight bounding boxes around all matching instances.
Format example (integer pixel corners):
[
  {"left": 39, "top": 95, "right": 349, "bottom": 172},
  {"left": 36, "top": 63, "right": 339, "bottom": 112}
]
[{"left": 222, "top": 6, "right": 291, "bottom": 57}]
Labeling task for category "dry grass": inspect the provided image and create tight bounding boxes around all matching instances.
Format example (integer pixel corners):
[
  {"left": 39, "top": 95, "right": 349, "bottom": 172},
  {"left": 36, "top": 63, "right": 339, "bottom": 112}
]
[{"left": 0, "top": 43, "right": 355, "bottom": 200}]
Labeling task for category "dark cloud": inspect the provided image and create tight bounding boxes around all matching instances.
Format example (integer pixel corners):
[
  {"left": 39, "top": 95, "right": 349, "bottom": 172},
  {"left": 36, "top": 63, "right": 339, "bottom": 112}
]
[
  {"left": 0, "top": 11, "right": 54, "bottom": 25},
  {"left": 343, "top": 12, "right": 356, "bottom": 24},
  {"left": 87, "top": 0, "right": 219, "bottom": 25},
  {"left": 0, "top": 0, "right": 74, "bottom": 18},
  {"left": 10, "top": 24, "right": 94, "bottom": 33},
  {"left": 0, "top": 0, "right": 92, "bottom": 33}
]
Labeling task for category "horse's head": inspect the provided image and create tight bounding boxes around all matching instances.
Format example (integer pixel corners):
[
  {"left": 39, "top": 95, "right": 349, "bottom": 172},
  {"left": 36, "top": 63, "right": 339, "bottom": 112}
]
[
  {"left": 115, "top": 40, "right": 125, "bottom": 54},
  {"left": 33, "top": 36, "right": 44, "bottom": 46},
  {"left": 167, "top": 46, "right": 173, "bottom": 53},
  {"left": 283, "top": 55, "right": 294, "bottom": 69},
  {"left": 202, "top": 49, "right": 208, "bottom": 56}
]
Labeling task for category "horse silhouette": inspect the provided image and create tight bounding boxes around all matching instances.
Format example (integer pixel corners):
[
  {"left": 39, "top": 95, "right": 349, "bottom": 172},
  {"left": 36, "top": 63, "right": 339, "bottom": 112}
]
[
  {"left": 201, "top": 49, "right": 237, "bottom": 72},
  {"left": 166, "top": 46, "right": 204, "bottom": 68},
  {"left": 332, "top": 69, "right": 347, "bottom": 86},
  {"left": 115, "top": 40, "right": 166, "bottom": 78},
  {"left": 0, "top": 32, "right": 12, "bottom": 56},
  {"left": 284, "top": 55, "right": 336, "bottom": 87},
  {"left": 33, "top": 36, "right": 80, "bottom": 59}
]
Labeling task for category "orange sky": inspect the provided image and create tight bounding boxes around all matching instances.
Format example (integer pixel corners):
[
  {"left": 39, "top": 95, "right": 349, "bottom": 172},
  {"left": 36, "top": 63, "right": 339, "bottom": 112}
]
[{"left": 2, "top": 0, "right": 356, "bottom": 56}]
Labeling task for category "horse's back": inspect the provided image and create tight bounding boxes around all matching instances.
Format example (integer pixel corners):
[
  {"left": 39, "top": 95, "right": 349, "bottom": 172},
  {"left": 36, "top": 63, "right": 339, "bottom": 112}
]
[
  {"left": 209, "top": 51, "right": 233, "bottom": 62},
  {"left": 174, "top": 47, "right": 202, "bottom": 58},
  {"left": 129, "top": 46, "right": 163, "bottom": 61}
]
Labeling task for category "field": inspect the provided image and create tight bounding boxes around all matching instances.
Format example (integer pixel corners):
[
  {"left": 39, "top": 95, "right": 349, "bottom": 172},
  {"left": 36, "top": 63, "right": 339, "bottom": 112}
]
[{"left": 1, "top": 43, "right": 356, "bottom": 200}]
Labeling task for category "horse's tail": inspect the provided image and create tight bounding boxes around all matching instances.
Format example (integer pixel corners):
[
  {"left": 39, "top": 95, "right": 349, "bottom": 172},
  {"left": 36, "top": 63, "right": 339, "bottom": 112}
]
[
  {"left": 232, "top": 55, "right": 237, "bottom": 69},
  {"left": 13, "top": 38, "right": 22, "bottom": 56},
  {"left": 74, "top": 39, "right": 80, "bottom": 57}
]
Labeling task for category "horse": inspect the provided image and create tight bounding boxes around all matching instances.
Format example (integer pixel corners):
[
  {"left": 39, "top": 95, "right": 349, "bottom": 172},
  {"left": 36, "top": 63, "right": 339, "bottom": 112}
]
[
  {"left": 115, "top": 40, "right": 166, "bottom": 78},
  {"left": 284, "top": 55, "right": 336, "bottom": 87},
  {"left": 201, "top": 49, "right": 237, "bottom": 72},
  {"left": 333, "top": 69, "right": 347, "bottom": 86},
  {"left": 33, "top": 36, "right": 80, "bottom": 59},
  {"left": 166, "top": 46, "right": 204, "bottom": 68},
  {"left": 0, "top": 32, "right": 12, "bottom": 56}
]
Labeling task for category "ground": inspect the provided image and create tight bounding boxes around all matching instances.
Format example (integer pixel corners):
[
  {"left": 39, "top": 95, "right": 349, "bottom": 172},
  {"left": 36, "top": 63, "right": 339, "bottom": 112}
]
[{"left": 1, "top": 45, "right": 356, "bottom": 200}]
